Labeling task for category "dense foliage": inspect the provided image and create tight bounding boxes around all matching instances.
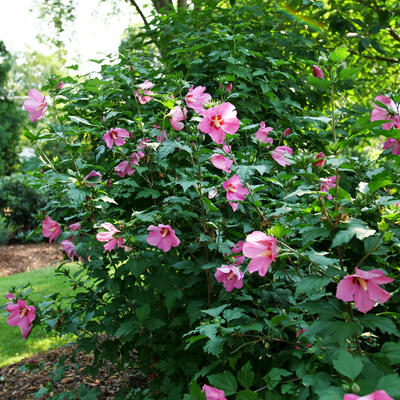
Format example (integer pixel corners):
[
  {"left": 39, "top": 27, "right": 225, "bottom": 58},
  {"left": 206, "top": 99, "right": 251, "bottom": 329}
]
[{"left": 3, "top": 2, "right": 400, "bottom": 400}]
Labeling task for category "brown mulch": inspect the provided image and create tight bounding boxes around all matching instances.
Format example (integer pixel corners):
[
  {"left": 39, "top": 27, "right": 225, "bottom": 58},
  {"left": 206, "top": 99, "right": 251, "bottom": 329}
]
[
  {"left": 0, "top": 342, "right": 147, "bottom": 399},
  {"left": 0, "top": 243, "right": 147, "bottom": 399},
  {"left": 0, "top": 243, "right": 63, "bottom": 277}
]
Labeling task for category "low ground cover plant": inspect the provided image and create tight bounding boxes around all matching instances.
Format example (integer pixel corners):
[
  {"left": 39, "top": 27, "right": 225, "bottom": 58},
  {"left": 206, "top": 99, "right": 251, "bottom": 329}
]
[{"left": 2, "top": 24, "right": 400, "bottom": 400}]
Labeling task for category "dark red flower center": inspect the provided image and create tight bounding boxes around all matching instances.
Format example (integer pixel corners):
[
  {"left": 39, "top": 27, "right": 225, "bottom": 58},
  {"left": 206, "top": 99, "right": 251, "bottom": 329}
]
[{"left": 211, "top": 115, "right": 224, "bottom": 129}]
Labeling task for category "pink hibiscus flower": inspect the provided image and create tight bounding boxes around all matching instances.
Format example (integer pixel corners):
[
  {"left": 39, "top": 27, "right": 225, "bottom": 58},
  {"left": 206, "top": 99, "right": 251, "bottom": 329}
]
[
  {"left": 320, "top": 176, "right": 339, "bottom": 200},
  {"left": 96, "top": 222, "right": 123, "bottom": 251},
  {"left": 5, "top": 293, "right": 16, "bottom": 301},
  {"left": 222, "top": 143, "right": 231, "bottom": 153},
  {"left": 225, "top": 83, "right": 233, "bottom": 93},
  {"left": 20, "top": 325, "right": 34, "bottom": 340},
  {"left": 84, "top": 171, "right": 102, "bottom": 186},
  {"left": 69, "top": 222, "right": 81, "bottom": 231},
  {"left": 215, "top": 265, "right": 244, "bottom": 292},
  {"left": 344, "top": 390, "right": 394, "bottom": 400},
  {"left": 255, "top": 121, "right": 273, "bottom": 147},
  {"left": 153, "top": 125, "right": 168, "bottom": 143},
  {"left": 271, "top": 146, "right": 293, "bottom": 167},
  {"left": 383, "top": 138, "right": 400, "bottom": 156},
  {"left": 114, "top": 160, "right": 135, "bottom": 178},
  {"left": 42, "top": 216, "right": 61, "bottom": 243},
  {"left": 312, "top": 65, "right": 325, "bottom": 79},
  {"left": 146, "top": 224, "right": 180, "bottom": 252},
  {"left": 136, "top": 80, "right": 155, "bottom": 104},
  {"left": 336, "top": 267, "right": 393, "bottom": 313},
  {"left": 283, "top": 128, "right": 290, "bottom": 137},
  {"left": 185, "top": 85, "right": 212, "bottom": 113},
  {"left": 313, "top": 152, "right": 325, "bottom": 168},
  {"left": 198, "top": 102, "right": 240, "bottom": 144},
  {"left": 169, "top": 107, "right": 188, "bottom": 131},
  {"left": 201, "top": 384, "right": 227, "bottom": 400},
  {"left": 210, "top": 154, "right": 233, "bottom": 173},
  {"left": 230, "top": 240, "right": 245, "bottom": 266},
  {"left": 23, "top": 89, "right": 48, "bottom": 122},
  {"left": 6, "top": 299, "right": 36, "bottom": 330},
  {"left": 103, "top": 128, "right": 130, "bottom": 149},
  {"left": 242, "top": 231, "right": 278, "bottom": 276},
  {"left": 370, "top": 95, "right": 397, "bottom": 122},
  {"left": 223, "top": 174, "right": 249, "bottom": 212}
]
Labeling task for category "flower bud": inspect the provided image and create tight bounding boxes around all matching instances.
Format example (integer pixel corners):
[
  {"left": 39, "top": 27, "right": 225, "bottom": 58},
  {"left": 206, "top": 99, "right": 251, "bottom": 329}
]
[
  {"left": 226, "top": 83, "right": 232, "bottom": 93},
  {"left": 283, "top": 128, "right": 290, "bottom": 137},
  {"left": 342, "top": 384, "right": 351, "bottom": 393},
  {"left": 57, "top": 81, "right": 64, "bottom": 90},
  {"left": 106, "top": 179, "right": 111, "bottom": 187},
  {"left": 351, "top": 383, "right": 361, "bottom": 394},
  {"left": 312, "top": 65, "right": 325, "bottom": 79}
]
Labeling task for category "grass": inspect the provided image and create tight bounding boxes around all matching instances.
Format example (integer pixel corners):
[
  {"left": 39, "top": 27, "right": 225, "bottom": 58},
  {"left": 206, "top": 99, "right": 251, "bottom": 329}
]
[{"left": 0, "top": 263, "right": 84, "bottom": 367}]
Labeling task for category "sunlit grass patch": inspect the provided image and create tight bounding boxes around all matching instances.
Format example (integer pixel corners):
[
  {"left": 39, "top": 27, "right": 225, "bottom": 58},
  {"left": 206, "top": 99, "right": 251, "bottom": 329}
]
[{"left": 0, "top": 263, "right": 83, "bottom": 367}]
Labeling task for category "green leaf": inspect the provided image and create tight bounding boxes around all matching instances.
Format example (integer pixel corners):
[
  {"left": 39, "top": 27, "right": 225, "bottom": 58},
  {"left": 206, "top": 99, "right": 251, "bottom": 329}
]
[
  {"left": 235, "top": 389, "right": 258, "bottom": 400},
  {"left": 158, "top": 139, "right": 178, "bottom": 159},
  {"left": 369, "top": 179, "right": 392, "bottom": 194},
  {"left": 21, "top": 156, "right": 45, "bottom": 172},
  {"left": 203, "top": 198, "right": 219, "bottom": 212},
  {"left": 381, "top": 342, "right": 400, "bottom": 364},
  {"left": 300, "top": 226, "right": 330, "bottom": 245},
  {"left": 237, "top": 361, "right": 254, "bottom": 389},
  {"left": 294, "top": 275, "right": 331, "bottom": 298},
  {"left": 226, "top": 65, "right": 253, "bottom": 81},
  {"left": 22, "top": 126, "right": 39, "bottom": 141},
  {"left": 69, "top": 116, "right": 93, "bottom": 125},
  {"left": 204, "top": 337, "right": 224, "bottom": 356},
  {"left": 377, "top": 374, "right": 400, "bottom": 396},
  {"left": 69, "top": 188, "right": 90, "bottom": 206},
  {"left": 360, "top": 314, "right": 399, "bottom": 336},
  {"left": 202, "top": 304, "right": 229, "bottom": 318},
  {"left": 136, "top": 188, "right": 161, "bottom": 199},
  {"left": 307, "top": 76, "right": 330, "bottom": 90},
  {"left": 332, "top": 349, "right": 363, "bottom": 380},
  {"left": 136, "top": 303, "right": 151, "bottom": 322},
  {"left": 208, "top": 371, "right": 238, "bottom": 396},
  {"left": 268, "top": 368, "right": 292, "bottom": 388},
  {"left": 189, "top": 379, "right": 206, "bottom": 400},
  {"left": 331, "top": 219, "right": 376, "bottom": 247},
  {"left": 330, "top": 47, "right": 350, "bottom": 62},
  {"left": 267, "top": 223, "right": 290, "bottom": 239}
]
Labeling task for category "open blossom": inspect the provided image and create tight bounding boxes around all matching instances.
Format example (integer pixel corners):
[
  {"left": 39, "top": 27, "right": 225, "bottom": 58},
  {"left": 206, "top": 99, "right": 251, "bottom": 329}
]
[
  {"left": 23, "top": 89, "right": 48, "bottom": 122},
  {"left": 383, "top": 138, "right": 400, "bottom": 156},
  {"left": 185, "top": 85, "right": 212, "bottom": 113},
  {"left": 69, "top": 222, "right": 81, "bottom": 231},
  {"left": 114, "top": 160, "right": 135, "bottom": 178},
  {"left": 230, "top": 240, "right": 245, "bottom": 266},
  {"left": 312, "top": 65, "right": 324, "bottom": 79},
  {"left": 215, "top": 265, "right": 244, "bottom": 292},
  {"left": 223, "top": 174, "right": 249, "bottom": 211},
  {"left": 136, "top": 80, "right": 155, "bottom": 104},
  {"left": 255, "top": 122, "right": 273, "bottom": 147},
  {"left": 103, "top": 128, "right": 130, "bottom": 149},
  {"left": 198, "top": 102, "right": 240, "bottom": 144},
  {"left": 370, "top": 95, "right": 397, "bottom": 122},
  {"left": 6, "top": 299, "right": 36, "bottom": 330},
  {"left": 84, "top": 171, "right": 102, "bottom": 186},
  {"left": 344, "top": 390, "right": 394, "bottom": 400},
  {"left": 271, "top": 146, "right": 293, "bottom": 167},
  {"left": 146, "top": 224, "right": 180, "bottom": 252},
  {"left": 210, "top": 154, "right": 233, "bottom": 173},
  {"left": 336, "top": 267, "right": 393, "bottom": 313},
  {"left": 313, "top": 152, "right": 325, "bottom": 168},
  {"left": 42, "top": 216, "right": 61, "bottom": 243},
  {"left": 320, "top": 175, "right": 339, "bottom": 200},
  {"left": 202, "top": 385, "right": 227, "bottom": 400},
  {"left": 96, "top": 222, "right": 123, "bottom": 251},
  {"left": 243, "top": 231, "right": 278, "bottom": 277},
  {"left": 169, "top": 107, "right": 187, "bottom": 131}
]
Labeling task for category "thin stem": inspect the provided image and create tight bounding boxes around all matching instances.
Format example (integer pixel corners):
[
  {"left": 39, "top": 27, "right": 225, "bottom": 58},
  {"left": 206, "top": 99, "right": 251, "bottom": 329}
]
[
  {"left": 336, "top": 246, "right": 344, "bottom": 271},
  {"left": 354, "top": 233, "right": 383, "bottom": 270},
  {"left": 330, "top": 77, "right": 337, "bottom": 144},
  {"left": 348, "top": 303, "right": 363, "bottom": 356},
  {"left": 312, "top": 182, "right": 334, "bottom": 227}
]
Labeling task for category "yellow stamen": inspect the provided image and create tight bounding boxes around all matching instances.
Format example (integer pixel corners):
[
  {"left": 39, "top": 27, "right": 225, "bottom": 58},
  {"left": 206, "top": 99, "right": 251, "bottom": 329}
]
[
  {"left": 20, "top": 308, "right": 28, "bottom": 318},
  {"left": 357, "top": 278, "right": 368, "bottom": 290},
  {"left": 161, "top": 228, "right": 169, "bottom": 237},
  {"left": 227, "top": 272, "right": 235, "bottom": 280},
  {"left": 260, "top": 249, "right": 272, "bottom": 257}
]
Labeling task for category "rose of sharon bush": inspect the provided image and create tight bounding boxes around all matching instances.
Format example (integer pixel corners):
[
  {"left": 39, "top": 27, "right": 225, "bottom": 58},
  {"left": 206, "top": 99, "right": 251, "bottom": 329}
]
[
  {"left": 146, "top": 224, "right": 180, "bottom": 252},
  {"left": 336, "top": 268, "right": 393, "bottom": 313},
  {"left": 23, "top": 89, "right": 48, "bottom": 122},
  {"left": 42, "top": 216, "right": 61, "bottom": 243},
  {"left": 243, "top": 232, "right": 278, "bottom": 276},
  {"left": 198, "top": 102, "right": 240, "bottom": 144},
  {"left": 215, "top": 264, "right": 244, "bottom": 292}
]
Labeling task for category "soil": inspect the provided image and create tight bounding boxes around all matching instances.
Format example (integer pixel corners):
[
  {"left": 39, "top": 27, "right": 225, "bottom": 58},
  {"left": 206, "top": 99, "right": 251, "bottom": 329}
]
[
  {"left": 0, "top": 243, "right": 63, "bottom": 277},
  {"left": 0, "top": 243, "right": 147, "bottom": 399}
]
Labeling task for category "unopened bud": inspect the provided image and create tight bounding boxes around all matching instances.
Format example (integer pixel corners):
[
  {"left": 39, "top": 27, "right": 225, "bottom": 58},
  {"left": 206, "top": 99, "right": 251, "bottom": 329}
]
[
  {"left": 120, "top": 225, "right": 123, "bottom": 230},
  {"left": 283, "top": 128, "right": 290, "bottom": 137},
  {"left": 351, "top": 383, "right": 361, "bottom": 394},
  {"left": 106, "top": 179, "right": 111, "bottom": 187},
  {"left": 226, "top": 83, "right": 232, "bottom": 93},
  {"left": 312, "top": 65, "right": 325, "bottom": 79},
  {"left": 342, "top": 384, "right": 351, "bottom": 393},
  {"left": 57, "top": 81, "right": 64, "bottom": 90},
  {"left": 41, "top": 170, "right": 44, "bottom": 174}
]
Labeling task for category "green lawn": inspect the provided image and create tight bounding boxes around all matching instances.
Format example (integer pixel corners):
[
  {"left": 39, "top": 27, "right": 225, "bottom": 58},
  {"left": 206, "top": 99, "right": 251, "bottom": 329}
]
[{"left": 0, "top": 263, "right": 83, "bottom": 367}]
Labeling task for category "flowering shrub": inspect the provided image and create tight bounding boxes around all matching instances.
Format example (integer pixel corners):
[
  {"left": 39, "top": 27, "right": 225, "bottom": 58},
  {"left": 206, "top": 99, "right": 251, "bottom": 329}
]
[{"left": 3, "top": 41, "right": 400, "bottom": 400}]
